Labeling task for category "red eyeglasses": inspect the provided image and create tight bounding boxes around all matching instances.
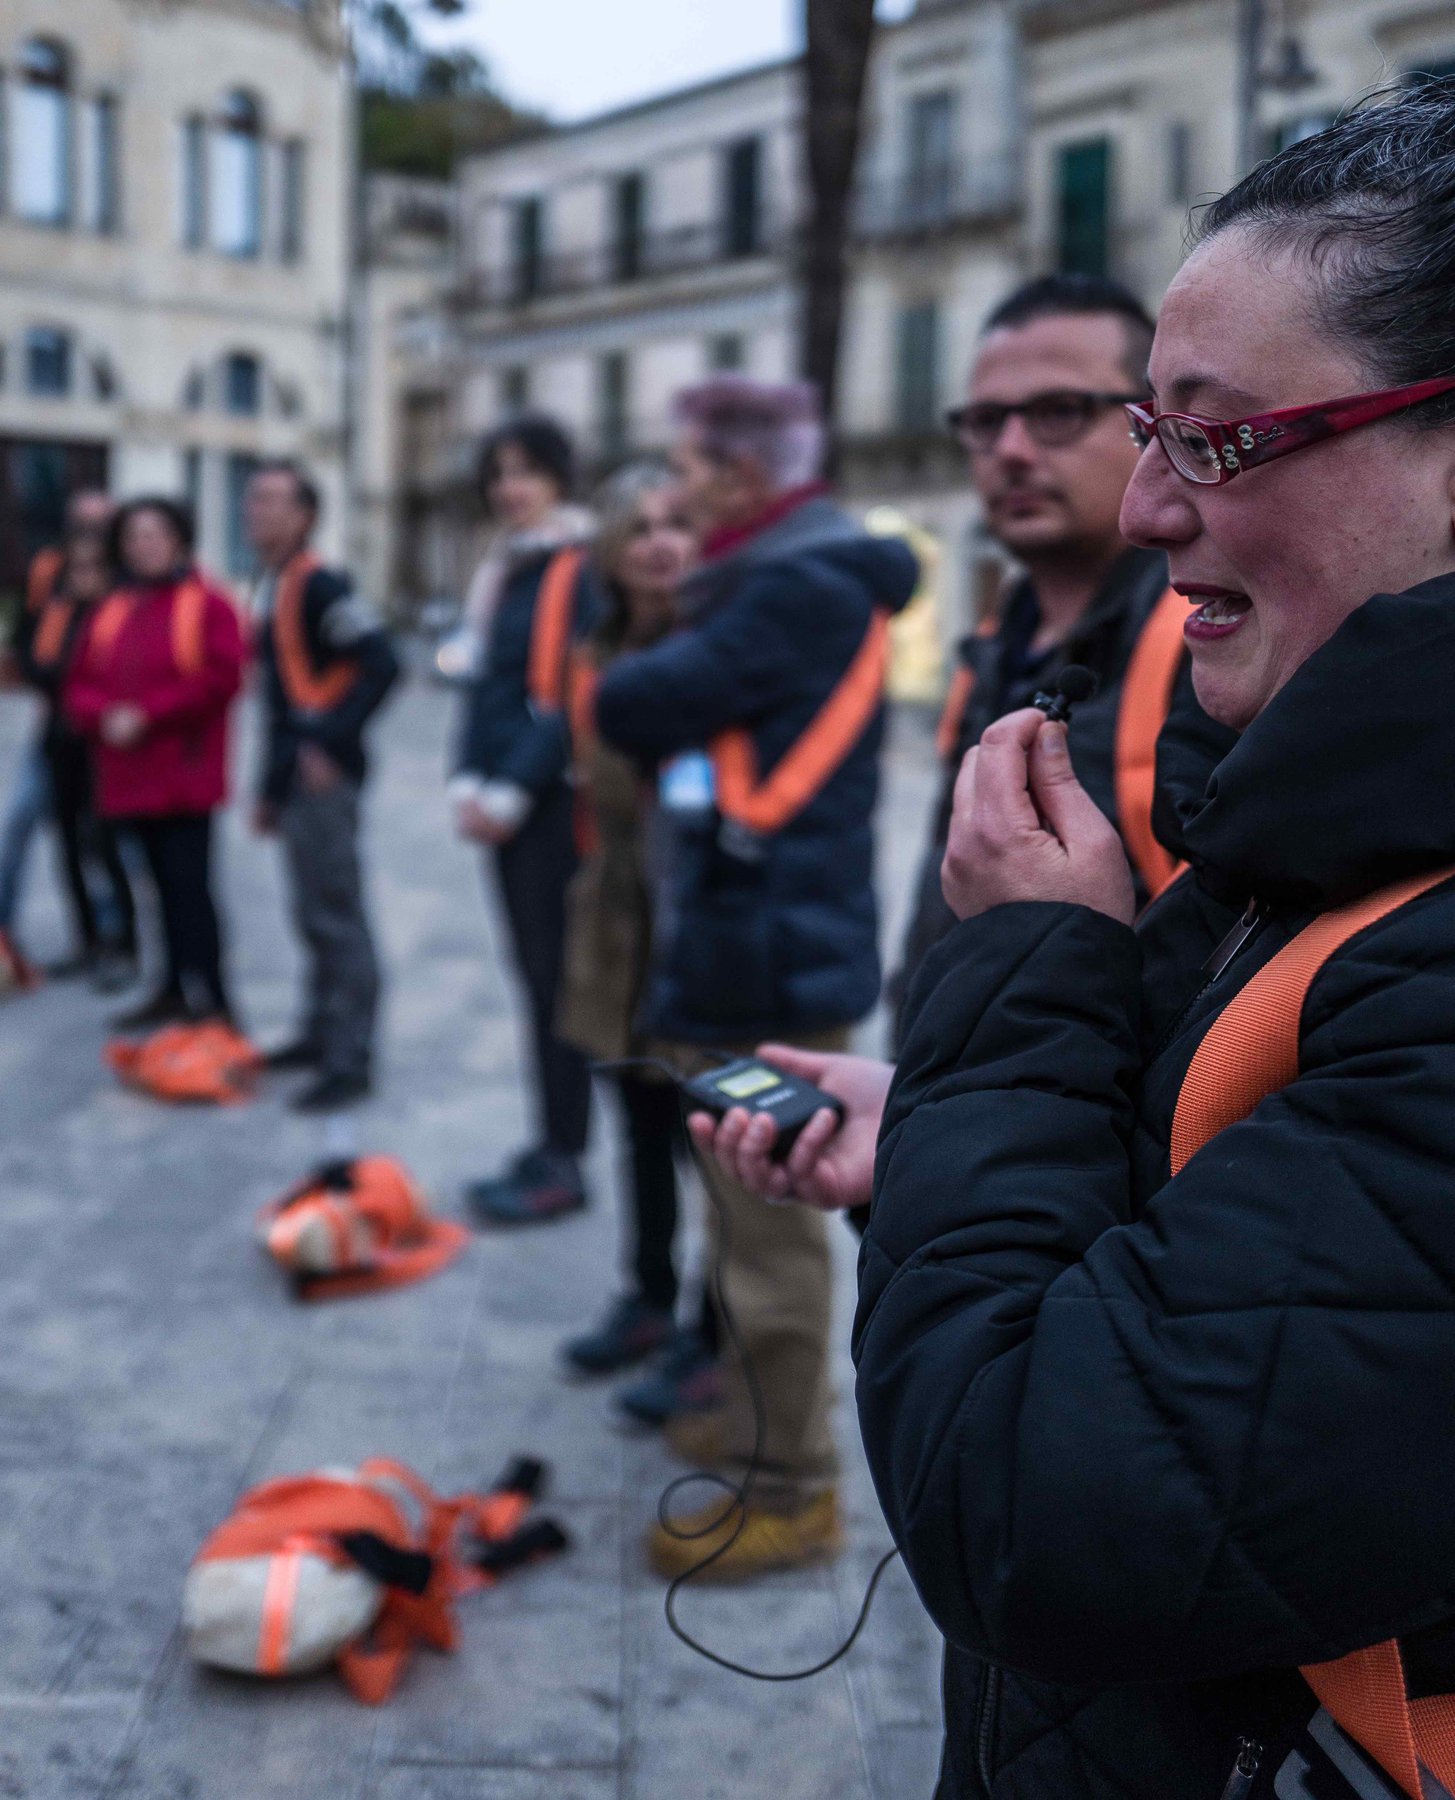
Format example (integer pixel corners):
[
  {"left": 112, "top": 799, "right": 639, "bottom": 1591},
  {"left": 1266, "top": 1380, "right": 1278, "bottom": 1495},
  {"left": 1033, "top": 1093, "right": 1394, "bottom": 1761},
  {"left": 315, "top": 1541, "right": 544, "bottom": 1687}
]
[{"left": 1125, "top": 375, "right": 1455, "bottom": 486}]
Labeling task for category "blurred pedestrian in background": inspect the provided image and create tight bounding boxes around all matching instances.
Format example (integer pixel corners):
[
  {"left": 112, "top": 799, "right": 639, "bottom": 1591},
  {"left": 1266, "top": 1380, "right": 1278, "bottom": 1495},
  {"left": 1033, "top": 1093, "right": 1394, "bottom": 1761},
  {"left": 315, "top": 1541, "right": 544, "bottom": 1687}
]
[
  {"left": 552, "top": 462, "right": 722, "bottom": 1428},
  {"left": 451, "top": 416, "right": 598, "bottom": 1225},
  {"left": 66, "top": 498, "right": 245, "bottom": 1028},
  {"left": 894, "top": 274, "right": 1226, "bottom": 1026},
  {"left": 246, "top": 460, "right": 400, "bottom": 1113},
  {"left": 595, "top": 376, "right": 917, "bottom": 1578},
  {"left": 15, "top": 526, "right": 137, "bottom": 989},
  {"left": 0, "top": 488, "right": 115, "bottom": 987}
]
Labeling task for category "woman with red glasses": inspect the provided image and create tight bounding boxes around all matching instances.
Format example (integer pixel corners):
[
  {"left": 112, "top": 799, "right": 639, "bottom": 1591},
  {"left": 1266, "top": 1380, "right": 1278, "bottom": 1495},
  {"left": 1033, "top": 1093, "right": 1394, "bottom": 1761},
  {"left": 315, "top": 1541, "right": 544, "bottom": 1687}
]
[{"left": 693, "top": 89, "right": 1455, "bottom": 1800}]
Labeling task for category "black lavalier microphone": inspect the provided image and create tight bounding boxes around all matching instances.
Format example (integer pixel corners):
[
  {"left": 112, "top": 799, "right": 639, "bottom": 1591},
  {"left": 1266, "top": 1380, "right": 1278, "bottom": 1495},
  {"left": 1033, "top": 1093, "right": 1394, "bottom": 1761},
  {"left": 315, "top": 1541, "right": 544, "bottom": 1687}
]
[{"left": 1033, "top": 664, "right": 1099, "bottom": 724}]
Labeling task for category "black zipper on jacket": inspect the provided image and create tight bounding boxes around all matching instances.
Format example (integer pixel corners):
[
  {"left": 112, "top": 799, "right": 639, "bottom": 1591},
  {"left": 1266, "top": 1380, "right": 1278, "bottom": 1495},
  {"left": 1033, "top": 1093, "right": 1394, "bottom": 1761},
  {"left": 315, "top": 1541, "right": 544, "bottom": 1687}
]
[
  {"left": 976, "top": 1664, "right": 1001, "bottom": 1793},
  {"left": 1217, "top": 1737, "right": 1264, "bottom": 1800},
  {"left": 1149, "top": 896, "right": 1269, "bottom": 1066}
]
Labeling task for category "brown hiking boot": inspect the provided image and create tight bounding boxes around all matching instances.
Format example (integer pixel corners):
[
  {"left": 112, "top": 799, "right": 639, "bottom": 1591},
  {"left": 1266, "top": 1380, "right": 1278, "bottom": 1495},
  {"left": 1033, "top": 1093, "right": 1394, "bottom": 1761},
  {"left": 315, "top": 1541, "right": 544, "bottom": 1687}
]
[{"left": 646, "top": 1489, "right": 842, "bottom": 1582}]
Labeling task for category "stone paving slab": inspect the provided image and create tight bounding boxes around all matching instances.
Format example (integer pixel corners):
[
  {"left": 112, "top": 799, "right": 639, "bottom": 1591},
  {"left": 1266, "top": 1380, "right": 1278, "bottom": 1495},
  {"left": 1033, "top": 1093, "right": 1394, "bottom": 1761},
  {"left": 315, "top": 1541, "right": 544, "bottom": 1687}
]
[{"left": 0, "top": 673, "right": 944, "bottom": 1798}]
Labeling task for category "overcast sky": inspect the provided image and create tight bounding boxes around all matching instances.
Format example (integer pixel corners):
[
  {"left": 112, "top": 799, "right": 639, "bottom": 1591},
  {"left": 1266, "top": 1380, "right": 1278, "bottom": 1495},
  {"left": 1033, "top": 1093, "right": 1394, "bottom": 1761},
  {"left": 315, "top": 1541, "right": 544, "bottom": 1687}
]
[{"left": 425, "top": 0, "right": 915, "bottom": 123}]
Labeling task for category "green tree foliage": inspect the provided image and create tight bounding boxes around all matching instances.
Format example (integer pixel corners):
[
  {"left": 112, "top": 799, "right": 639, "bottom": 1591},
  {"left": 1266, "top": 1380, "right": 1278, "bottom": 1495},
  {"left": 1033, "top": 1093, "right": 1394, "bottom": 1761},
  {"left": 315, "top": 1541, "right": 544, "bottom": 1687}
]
[{"left": 351, "top": 0, "right": 543, "bottom": 178}]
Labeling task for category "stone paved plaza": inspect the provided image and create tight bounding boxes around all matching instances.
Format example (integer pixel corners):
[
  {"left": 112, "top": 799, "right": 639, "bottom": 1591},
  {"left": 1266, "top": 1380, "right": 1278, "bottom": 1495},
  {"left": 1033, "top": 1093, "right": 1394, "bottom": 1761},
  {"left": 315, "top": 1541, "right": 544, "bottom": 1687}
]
[{"left": 0, "top": 666, "right": 944, "bottom": 1800}]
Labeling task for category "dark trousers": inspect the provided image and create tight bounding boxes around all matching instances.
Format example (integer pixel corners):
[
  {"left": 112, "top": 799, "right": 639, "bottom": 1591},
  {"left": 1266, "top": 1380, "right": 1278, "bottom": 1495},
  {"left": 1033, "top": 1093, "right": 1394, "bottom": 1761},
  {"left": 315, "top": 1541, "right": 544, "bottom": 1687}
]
[
  {"left": 491, "top": 783, "right": 591, "bottom": 1157},
  {"left": 45, "top": 734, "right": 136, "bottom": 956},
  {"left": 615, "top": 1072, "right": 684, "bottom": 1311},
  {"left": 131, "top": 812, "right": 229, "bottom": 1017},
  {"left": 280, "top": 781, "right": 380, "bottom": 1080}
]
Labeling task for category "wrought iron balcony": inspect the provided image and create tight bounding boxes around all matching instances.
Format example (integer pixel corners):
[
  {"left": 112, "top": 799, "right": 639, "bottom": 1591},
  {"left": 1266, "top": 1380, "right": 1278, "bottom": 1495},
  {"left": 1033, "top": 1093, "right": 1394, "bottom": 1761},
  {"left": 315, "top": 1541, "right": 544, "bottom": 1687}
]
[
  {"left": 450, "top": 215, "right": 788, "bottom": 312},
  {"left": 854, "top": 160, "right": 1020, "bottom": 239}
]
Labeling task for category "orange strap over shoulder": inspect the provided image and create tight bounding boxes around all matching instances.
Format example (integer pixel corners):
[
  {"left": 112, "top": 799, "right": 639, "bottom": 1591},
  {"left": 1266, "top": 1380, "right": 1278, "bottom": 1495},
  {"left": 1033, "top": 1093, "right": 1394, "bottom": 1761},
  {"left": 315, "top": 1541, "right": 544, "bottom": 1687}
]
[
  {"left": 31, "top": 596, "right": 76, "bottom": 671},
  {"left": 1169, "top": 862, "right": 1455, "bottom": 1800},
  {"left": 1114, "top": 587, "right": 1187, "bottom": 900},
  {"left": 527, "top": 548, "right": 587, "bottom": 713},
  {"left": 934, "top": 610, "right": 1001, "bottom": 763},
  {"left": 88, "top": 578, "right": 209, "bottom": 679},
  {"left": 566, "top": 649, "right": 602, "bottom": 860},
  {"left": 273, "top": 552, "right": 356, "bottom": 712},
  {"left": 712, "top": 607, "right": 891, "bottom": 837},
  {"left": 26, "top": 546, "right": 63, "bottom": 614}
]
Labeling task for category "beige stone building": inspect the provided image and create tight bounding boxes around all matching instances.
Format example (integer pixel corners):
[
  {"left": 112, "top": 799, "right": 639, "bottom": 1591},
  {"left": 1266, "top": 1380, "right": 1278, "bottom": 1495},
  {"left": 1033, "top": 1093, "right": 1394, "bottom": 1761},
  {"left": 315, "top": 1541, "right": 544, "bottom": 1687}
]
[
  {"left": 393, "top": 0, "right": 1455, "bottom": 647},
  {"left": 355, "top": 171, "right": 454, "bottom": 610},
  {"left": 1023, "top": 0, "right": 1455, "bottom": 303},
  {"left": 0, "top": 0, "right": 352, "bottom": 595}
]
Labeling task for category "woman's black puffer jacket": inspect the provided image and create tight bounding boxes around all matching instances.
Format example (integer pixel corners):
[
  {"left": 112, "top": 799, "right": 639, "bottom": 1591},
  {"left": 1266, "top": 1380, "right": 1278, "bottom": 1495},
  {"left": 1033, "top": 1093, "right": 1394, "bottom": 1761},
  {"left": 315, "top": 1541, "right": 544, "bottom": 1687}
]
[{"left": 856, "top": 575, "right": 1455, "bottom": 1798}]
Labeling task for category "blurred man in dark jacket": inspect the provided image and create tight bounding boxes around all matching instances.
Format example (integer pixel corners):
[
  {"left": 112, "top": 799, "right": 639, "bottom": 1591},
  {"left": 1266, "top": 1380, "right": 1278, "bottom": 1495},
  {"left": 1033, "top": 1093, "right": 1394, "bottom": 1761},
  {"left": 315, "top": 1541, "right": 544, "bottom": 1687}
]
[
  {"left": 247, "top": 461, "right": 399, "bottom": 1112},
  {"left": 895, "top": 276, "right": 1213, "bottom": 1026},
  {"left": 596, "top": 376, "right": 917, "bottom": 1579}
]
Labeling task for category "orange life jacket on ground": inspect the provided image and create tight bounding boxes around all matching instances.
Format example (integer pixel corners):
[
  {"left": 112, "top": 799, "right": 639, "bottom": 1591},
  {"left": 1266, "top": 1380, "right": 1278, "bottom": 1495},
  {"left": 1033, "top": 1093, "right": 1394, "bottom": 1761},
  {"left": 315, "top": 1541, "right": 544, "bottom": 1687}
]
[
  {"left": 184, "top": 1456, "right": 569, "bottom": 1704},
  {"left": 258, "top": 1157, "right": 468, "bottom": 1301},
  {"left": 934, "top": 586, "right": 1187, "bottom": 900},
  {"left": 271, "top": 551, "right": 358, "bottom": 712},
  {"left": 1171, "top": 863, "right": 1455, "bottom": 1800},
  {"left": 105, "top": 1020, "right": 263, "bottom": 1105}
]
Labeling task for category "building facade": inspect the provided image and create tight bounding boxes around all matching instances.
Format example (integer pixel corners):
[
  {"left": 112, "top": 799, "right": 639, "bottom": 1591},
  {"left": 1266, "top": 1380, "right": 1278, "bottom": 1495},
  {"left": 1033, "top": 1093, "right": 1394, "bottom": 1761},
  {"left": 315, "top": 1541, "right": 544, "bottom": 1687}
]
[
  {"left": 355, "top": 171, "right": 453, "bottom": 610},
  {"left": 0, "top": 0, "right": 352, "bottom": 594},
  {"left": 402, "top": 0, "right": 1455, "bottom": 648}
]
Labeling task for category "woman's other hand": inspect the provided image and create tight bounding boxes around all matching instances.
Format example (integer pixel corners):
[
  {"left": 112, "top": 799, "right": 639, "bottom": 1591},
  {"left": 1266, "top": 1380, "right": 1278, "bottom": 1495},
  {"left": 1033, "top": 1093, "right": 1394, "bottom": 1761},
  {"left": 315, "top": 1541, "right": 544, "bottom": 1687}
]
[
  {"left": 687, "top": 1045, "right": 893, "bottom": 1212},
  {"left": 941, "top": 708, "right": 1136, "bottom": 926},
  {"left": 100, "top": 703, "right": 147, "bottom": 748}
]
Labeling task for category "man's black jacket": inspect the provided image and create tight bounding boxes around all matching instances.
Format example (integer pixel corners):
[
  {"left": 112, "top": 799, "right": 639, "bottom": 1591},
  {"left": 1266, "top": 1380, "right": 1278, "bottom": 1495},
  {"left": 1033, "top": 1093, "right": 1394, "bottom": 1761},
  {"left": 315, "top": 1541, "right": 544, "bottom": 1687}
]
[
  {"left": 595, "top": 496, "right": 918, "bottom": 1043},
  {"left": 256, "top": 564, "right": 400, "bottom": 804},
  {"left": 856, "top": 575, "right": 1455, "bottom": 1798},
  {"left": 895, "top": 549, "right": 1207, "bottom": 1010}
]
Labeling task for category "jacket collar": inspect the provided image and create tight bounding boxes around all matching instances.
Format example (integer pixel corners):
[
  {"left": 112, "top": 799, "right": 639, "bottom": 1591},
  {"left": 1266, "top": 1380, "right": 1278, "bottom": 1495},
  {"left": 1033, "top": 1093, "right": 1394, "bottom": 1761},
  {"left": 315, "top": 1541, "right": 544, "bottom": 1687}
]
[
  {"left": 1171, "top": 572, "right": 1455, "bottom": 908},
  {"left": 681, "top": 492, "right": 863, "bottom": 622},
  {"left": 700, "top": 483, "right": 831, "bottom": 562}
]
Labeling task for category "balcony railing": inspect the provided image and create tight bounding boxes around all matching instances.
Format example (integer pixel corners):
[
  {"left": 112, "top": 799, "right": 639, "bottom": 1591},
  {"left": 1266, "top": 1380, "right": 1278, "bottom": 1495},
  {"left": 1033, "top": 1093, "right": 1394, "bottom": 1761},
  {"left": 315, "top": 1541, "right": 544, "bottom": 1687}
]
[
  {"left": 452, "top": 216, "right": 788, "bottom": 312},
  {"left": 854, "top": 161, "right": 1020, "bottom": 239}
]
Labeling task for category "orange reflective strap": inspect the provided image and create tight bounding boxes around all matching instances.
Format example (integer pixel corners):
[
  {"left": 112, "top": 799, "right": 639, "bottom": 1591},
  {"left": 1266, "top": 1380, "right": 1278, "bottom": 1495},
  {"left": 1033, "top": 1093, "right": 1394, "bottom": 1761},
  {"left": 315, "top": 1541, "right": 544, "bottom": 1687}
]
[
  {"left": 31, "top": 597, "right": 76, "bottom": 670},
  {"left": 87, "top": 580, "right": 209, "bottom": 679},
  {"left": 1115, "top": 587, "right": 1187, "bottom": 900},
  {"left": 713, "top": 607, "right": 891, "bottom": 836},
  {"left": 88, "top": 593, "right": 134, "bottom": 666},
  {"left": 935, "top": 609, "right": 999, "bottom": 764},
  {"left": 527, "top": 548, "right": 587, "bottom": 712},
  {"left": 26, "top": 546, "right": 63, "bottom": 614},
  {"left": 1169, "top": 862, "right": 1455, "bottom": 1800},
  {"left": 257, "top": 1547, "right": 306, "bottom": 1676},
  {"left": 274, "top": 553, "right": 357, "bottom": 712},
  {"left": 935, "top": 665, "right": 976, "bottom": 762},
  {"left": 1169, "top": 864, "right": 1455, "bottom": 1177},
  {"left": 172, "top": 579, "right": 207, "bottom": 677},
  {"left": 1304, "top": 1642, "right": 1424, "bottom": 1799}
]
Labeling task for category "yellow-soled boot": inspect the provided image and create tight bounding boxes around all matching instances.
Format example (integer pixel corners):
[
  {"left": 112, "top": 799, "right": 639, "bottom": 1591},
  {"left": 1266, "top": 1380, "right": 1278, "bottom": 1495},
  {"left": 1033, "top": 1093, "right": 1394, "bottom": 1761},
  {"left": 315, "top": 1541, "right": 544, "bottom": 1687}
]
[{"left": 646, "top": 1489, "right": 842, "bottom": 1582}]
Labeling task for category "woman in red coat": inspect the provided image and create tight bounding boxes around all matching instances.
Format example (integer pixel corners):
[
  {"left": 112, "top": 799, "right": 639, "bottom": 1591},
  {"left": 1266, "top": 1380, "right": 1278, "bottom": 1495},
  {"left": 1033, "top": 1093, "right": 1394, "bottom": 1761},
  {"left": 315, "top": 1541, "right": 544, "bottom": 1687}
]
[{"left": 66, "top": 497, "right": 245, "bottom": 1026}]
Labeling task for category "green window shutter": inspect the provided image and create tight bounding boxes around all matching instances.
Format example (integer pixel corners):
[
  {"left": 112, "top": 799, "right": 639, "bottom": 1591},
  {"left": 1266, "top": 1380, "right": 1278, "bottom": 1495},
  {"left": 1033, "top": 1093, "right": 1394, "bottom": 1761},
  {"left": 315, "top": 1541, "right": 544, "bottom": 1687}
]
[
  {"left": 897, "top": 302, "right": 939, "bottom": 434},
  {"left": 1056, "top": 138, "right": 1111, "bottom": 279}
]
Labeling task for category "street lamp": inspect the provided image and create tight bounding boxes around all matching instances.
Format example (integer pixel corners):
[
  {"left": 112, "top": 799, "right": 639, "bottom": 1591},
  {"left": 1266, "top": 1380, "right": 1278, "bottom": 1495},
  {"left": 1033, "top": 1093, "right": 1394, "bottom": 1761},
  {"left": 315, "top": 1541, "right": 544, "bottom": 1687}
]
[{"left": 1235, "top": 0, "right": 1322, "bottom": 176}]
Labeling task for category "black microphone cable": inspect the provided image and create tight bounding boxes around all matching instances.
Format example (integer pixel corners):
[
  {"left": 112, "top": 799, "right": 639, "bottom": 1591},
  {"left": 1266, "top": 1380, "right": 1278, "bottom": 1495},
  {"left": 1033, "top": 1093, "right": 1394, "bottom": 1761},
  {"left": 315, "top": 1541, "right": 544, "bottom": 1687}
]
[{"left": 594, "top": 1056, "right": 901, "bottom": 1681}]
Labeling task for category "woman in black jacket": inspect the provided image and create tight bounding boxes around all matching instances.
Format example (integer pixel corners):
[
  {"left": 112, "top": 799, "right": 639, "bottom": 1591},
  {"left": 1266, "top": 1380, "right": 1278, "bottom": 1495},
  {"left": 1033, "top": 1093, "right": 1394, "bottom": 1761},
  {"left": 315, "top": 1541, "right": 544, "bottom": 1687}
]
[
  {"left": 692, "top": 91, "right": 1455, "bottom": 1800},
  {"left": 17, "top": 527, "right": 137, "bottom": 985},
  {"left": 451, "top": 416, "right": 598, "bottom": 1225}
]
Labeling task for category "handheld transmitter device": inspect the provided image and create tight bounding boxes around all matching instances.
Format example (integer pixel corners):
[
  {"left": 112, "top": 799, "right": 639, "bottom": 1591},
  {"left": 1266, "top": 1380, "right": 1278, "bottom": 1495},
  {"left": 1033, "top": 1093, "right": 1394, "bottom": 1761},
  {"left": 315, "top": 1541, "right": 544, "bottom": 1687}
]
[{"left": 680, "top": 1057, "right": 845, "bottom": 1161}]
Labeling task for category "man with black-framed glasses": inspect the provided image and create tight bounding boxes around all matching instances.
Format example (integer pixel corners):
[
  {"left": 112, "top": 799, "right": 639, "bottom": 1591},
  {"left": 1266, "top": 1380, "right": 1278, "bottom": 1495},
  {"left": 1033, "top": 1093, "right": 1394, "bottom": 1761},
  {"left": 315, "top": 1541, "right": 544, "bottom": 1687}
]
[{"left": 892, "top": 273, "right": 1230, "bottom": 1027}]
